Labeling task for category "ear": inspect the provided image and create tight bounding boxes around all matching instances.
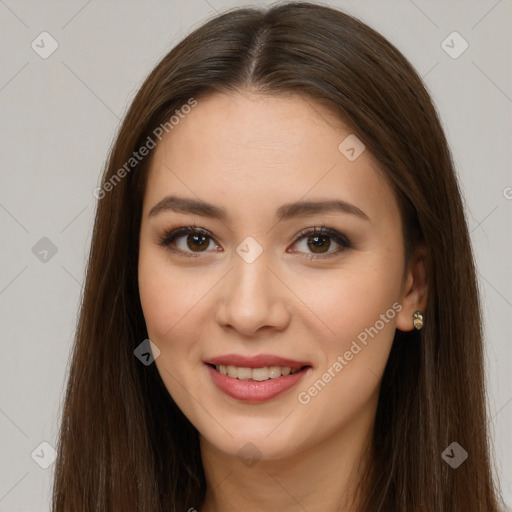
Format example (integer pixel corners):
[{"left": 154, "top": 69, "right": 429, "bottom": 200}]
[{"left": 396, "top": 244, "right": 429, "bottom": 332}]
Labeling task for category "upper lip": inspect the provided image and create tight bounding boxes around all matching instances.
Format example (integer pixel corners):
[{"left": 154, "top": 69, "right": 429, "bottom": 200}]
[{"left": 204, "top": 354, "right": 311, "bottom": 369}]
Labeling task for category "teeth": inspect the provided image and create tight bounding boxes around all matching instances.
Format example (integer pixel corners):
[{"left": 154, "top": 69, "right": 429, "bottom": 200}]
[
  {"left": 268, "top": 366, "right": 282, "bottom": 378},
  {"left": 237, "top": 367, "right": 252, "bottom": 380},
  {"left": 216, "top": 365, "right": 302, "bottom": 380},
  {"left": 251, "top": 367, "right": 269, "bottom": 381}
]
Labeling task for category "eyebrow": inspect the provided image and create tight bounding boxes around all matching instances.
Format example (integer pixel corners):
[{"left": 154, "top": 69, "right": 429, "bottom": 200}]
[{"left": 148, "top": 195, "right": 370, "bottom": 222}]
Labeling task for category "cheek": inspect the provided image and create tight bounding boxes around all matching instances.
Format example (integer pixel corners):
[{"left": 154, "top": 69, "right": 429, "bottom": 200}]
[
  {"left": 292, "top": 251, "right": 402, "bottom": 410},
  {"left": 138, "top": 261, "right": 176, "bottom": 342},
  {"left": 138, "top": 251, "right": 208, "bottom": 398},
  {"left": 292, "top": 256, "right": 402, "bottom": 347},
  {"left": 292, "top": 278, "right": 399, "bottom": 439},
  {"left": 138, "top": 247, "right": 208, "bottom": 343}
]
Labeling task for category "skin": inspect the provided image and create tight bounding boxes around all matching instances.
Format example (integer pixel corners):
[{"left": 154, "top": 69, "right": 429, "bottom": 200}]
[{"left": 138, "top": 90, "right": 428, "bottom": 512}]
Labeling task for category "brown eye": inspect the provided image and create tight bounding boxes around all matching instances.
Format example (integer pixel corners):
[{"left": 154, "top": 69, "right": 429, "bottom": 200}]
[
  {"left": 306, "top": 234, "right": 332, "bottom": 253},
  {"left": 184, "top": 232, "right": 210, "bottom": 252},
  {"left": 290, "top": 226, "right": 351, "bottom": 260},
  {"left": 158, "top": 225, "right": 351, "bottom": 260},
  {"left": 158, "top": 226, "right": 219, "bottom": 258}
]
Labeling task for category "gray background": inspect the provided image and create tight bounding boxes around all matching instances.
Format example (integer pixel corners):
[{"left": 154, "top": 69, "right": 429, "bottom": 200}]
[{"left": 0, "top": 0, "right": 510, "bottom": 510}]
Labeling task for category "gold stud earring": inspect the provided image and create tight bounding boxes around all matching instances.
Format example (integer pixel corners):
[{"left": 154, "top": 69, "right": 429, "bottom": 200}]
[{"left": 413, "top": 311, "right": 424, "bottom": 330}]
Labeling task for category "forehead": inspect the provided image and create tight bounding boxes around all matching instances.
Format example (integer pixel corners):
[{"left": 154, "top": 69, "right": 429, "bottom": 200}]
[{"left": 142, "top": 91, "right": 400, "bottom": 227}]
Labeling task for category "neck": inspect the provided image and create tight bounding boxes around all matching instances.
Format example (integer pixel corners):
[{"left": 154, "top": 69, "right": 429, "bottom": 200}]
[{"left": 199, "top": 393, "right": 377, "bottom": 512}]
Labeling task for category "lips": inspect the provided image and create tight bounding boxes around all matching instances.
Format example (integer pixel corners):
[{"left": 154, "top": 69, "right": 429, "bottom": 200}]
[
  {"left": 203, "top": 353, "right": 312, "bottom": 402},
  {"left": 203, "top": 354, "right": 311, "bottom": 369}
]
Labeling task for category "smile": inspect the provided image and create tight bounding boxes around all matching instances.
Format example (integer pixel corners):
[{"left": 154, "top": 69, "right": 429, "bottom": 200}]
[
  {"left": 205, "top": 362, "right": 312, "bottom": 402},
  {"left": 213, "top": 364, "right": 304, "bottom": 381}
]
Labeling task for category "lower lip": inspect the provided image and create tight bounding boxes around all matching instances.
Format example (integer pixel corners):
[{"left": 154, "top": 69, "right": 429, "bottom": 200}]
[{"left": 205, "top": 364, "right": 310, "bottom": 403}]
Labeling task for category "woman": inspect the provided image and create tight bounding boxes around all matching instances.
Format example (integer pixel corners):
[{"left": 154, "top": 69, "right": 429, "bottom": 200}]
[{"left": 51, "top": 2, "right": 505, "bottom": 511}]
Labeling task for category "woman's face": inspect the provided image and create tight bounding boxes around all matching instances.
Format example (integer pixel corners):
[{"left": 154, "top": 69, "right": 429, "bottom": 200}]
[{"left": 138, "top": 90, "right": 416, "bottom": 461}]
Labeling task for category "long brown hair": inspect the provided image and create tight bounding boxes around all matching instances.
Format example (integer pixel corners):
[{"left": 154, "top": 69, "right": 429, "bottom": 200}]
[{"left": 51, "top": 2, "right": 504, "bottom": 511}]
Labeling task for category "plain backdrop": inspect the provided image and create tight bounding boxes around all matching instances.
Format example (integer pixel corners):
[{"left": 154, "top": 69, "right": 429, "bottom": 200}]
[{"left": 0, "top": 0, "right": 510, "bottom": 510}]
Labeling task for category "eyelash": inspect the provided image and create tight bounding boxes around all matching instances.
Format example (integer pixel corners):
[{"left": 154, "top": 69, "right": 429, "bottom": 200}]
[{"left": 157, "top": 224, "right": 351, "bottom": 260}]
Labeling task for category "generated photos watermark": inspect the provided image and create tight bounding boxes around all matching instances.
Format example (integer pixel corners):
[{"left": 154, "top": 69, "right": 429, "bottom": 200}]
[
  {"left": 297, "top": 301, "right": 403, "bottom": 405},
  {"left": 93, "top": 97, "right": 198, "bottom": 200}
]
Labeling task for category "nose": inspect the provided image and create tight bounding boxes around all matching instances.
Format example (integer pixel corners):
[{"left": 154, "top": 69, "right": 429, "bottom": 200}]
[{"left": 215, "top": 251, "right": 291, "bottom": 337}]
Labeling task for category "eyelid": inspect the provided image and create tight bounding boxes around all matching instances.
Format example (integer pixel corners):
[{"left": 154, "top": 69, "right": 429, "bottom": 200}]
[
  {"left": 157, "top": 224, "right": 351, "bottom": 259},
  {"left": 157, "top": 225, "right": 218, "bottom": 257},
  {"left": 291, "top": 225, "right": 350, "bottom": 246},
  {"left": 288, "top": 225, "right": 351, "bottom": 260}
]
